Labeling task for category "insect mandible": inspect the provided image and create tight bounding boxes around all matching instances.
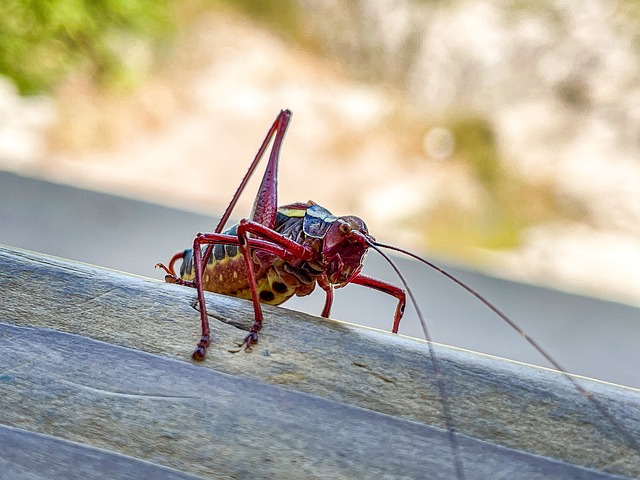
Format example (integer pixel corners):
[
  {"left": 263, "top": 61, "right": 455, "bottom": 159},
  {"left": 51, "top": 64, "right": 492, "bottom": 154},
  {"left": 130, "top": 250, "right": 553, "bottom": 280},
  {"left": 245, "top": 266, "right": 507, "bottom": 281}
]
[{"left": 156, "top": 109, "right": 640, "bottom": 479}]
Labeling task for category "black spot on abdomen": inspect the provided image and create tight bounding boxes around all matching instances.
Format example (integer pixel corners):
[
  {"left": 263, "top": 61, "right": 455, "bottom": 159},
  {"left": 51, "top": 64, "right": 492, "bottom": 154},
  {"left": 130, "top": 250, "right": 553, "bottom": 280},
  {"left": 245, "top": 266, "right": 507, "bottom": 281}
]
[
  {"left": 272, "top": 282, "right": 288, "bottom": 294},
  {"left": 260, "top": 291, "right": 275, "bottom": 302}
]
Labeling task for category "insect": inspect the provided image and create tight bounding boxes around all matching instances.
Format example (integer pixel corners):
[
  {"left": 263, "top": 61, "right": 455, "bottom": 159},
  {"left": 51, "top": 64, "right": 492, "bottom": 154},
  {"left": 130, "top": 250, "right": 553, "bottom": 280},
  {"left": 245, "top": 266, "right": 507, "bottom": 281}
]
[
  {"left": 156, "top": 109, "right": 406, "bottom": 359},
  {"left": 156, "top": 109, "right": 639, "bottom": 479}
]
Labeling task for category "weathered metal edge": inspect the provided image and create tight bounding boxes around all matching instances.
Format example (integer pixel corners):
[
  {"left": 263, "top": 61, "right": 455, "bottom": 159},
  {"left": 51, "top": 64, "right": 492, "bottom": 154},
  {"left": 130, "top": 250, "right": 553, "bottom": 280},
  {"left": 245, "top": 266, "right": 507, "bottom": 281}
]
[{"left": 1, "top": 244, "right": 639, "bottom": 478}]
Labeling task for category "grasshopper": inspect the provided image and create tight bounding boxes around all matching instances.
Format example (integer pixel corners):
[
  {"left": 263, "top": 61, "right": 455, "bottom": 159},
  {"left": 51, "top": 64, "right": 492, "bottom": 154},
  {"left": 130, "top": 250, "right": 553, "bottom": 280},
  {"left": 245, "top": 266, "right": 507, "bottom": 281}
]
[
  {"left": 157, "top": 109, "right": 639, "bottom": 479},
  {"left": 156, "top": 110, "right": 406, "bottom": 359}
]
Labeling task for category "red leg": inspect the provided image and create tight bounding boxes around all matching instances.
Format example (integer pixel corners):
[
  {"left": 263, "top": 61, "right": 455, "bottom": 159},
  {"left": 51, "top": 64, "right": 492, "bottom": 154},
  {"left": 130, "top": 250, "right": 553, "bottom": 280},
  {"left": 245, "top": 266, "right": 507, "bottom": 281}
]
[
  {"left": 236, "top": 232, "right": 262, "bottom": 352},
  {"left": 169, "top": 110, "right": 297, "bottom": 359},
  {"left": 162, "top": 274, "right": 196, "bottom": 288},
  {"left": 156, "top": 258, "right": 197, "bottom": 288},
  {"left": 248, "top": 110, "right": 291, "bottom": 229},
  {"left": 215, "top": 109, "right": 291, "bottom": 233},
  {"left": 191, "top": 234, "right": 210, "bottom": 360},
  {"left": 197, "top": 233, "right": 304, "bottom": 264},
  {"left": 190, "top": 230, "right": 314, "bottom": 359},
  {"left": 202, "top": 110, "right": 292, "bottom": 267},
  {"left": 233, "top": 219, "right": 315, "bottom": 351},
  {"left": 349, "top": 274, "right": 406, "bottom": 333},
  {"left": 155, "top": 251, "right": 184, "bottom": 277},
  {"left": 236, "top": 219, "right": 314, "bottom": 261},
  {"left": 318, "top": 274, "right": 334, "bottom": 318}
]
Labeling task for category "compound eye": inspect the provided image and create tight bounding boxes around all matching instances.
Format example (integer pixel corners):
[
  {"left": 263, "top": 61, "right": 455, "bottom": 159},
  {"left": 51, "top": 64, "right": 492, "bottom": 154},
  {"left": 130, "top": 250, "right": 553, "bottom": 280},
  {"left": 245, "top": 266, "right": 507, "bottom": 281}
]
[{"left": 339, "top": 222, "right": 351, "bottom": 234}]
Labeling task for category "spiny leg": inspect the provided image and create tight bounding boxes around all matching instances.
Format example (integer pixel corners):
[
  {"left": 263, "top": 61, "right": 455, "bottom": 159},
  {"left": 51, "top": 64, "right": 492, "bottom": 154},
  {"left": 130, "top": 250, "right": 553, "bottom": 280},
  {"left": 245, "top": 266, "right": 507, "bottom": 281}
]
[
  {"left": 215, "top": 109, "right": 291, "bottom": 233},
  {"left": 200, "top": 110, "right": 292, "bottom": 353}
]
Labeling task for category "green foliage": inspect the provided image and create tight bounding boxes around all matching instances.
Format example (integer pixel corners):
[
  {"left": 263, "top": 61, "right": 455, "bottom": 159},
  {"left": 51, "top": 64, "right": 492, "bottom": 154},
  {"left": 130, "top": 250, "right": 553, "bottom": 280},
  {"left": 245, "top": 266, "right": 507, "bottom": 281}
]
[{"left": 0, "top": 0, "right": 174, "bottom": 95}]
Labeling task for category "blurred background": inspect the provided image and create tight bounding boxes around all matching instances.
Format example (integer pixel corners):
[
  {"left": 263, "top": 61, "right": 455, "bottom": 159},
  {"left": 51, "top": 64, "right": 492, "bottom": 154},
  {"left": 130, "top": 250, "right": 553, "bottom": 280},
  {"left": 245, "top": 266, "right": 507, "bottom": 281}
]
[{"left": 1, "top": 0, "right": 639, "bottom": 385}]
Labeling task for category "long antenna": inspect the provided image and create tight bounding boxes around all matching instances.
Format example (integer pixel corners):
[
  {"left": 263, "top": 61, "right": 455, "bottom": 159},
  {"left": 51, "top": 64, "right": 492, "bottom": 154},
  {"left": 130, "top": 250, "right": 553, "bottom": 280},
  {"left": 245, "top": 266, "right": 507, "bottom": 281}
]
[
  {"left": 368, "top": 241, "right": 467, "bottom": 480},
  {"left": 373, "top": 240, "right": 640, "bottom": 456}
]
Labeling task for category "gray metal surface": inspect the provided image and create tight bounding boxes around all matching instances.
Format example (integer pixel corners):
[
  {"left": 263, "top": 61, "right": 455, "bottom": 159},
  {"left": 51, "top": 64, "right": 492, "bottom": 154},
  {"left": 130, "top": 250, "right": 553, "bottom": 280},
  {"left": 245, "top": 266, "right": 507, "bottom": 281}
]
[
  {"left": 0, "top": 425, "right": 201, "bottom": 480},
  {"left": 0, "top": 322, "right": 633, "bottom": 480},
  {"left": 1, "top": 245, "right": 639, "bottom": 479}
]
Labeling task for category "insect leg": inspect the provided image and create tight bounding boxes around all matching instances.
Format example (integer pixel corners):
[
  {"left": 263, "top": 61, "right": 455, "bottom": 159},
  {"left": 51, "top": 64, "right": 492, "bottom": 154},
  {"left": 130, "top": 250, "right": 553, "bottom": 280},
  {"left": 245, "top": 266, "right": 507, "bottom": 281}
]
[
  {"left": 201, "top": 110, "right": 292, "bottom": 267},
  {"left": 349, "top": 274, "right": 407, "bottom": 333},
  {"left": 156, "top": 252, "right": 197, "bottom": 287},
  {"left": 236, "top": 232, "right": 262, "bottom": 352},
  {"left": 215, "top": 109, "right": 292, "bottom": 233},
  {"left": 236, "top": 219, "right": 314, "bottom": 259},
  {"left": 318, "top": 274, "right": 334, "bottom": 317},
  {"left": 155, "top": 251, "right": 183, "bottom": 277},
  {"left": 191, "top": 233, "right": 217, "bottom": 360},
  {"left": 189, "top": 232, "right": 302, "bottom": 360},
  {"left": 232, "top": 219, "right": 315, "bottom": 351},
  {"left": 248, "top": 109, "right": 291, "bottom": 229}
]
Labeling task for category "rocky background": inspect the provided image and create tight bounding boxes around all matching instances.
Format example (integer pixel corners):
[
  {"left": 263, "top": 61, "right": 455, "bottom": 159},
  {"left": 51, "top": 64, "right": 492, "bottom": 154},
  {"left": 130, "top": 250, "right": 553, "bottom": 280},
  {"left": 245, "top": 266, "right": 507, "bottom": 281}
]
[{"left": 1, "top": 0, "right": 639, "bottom": 306}]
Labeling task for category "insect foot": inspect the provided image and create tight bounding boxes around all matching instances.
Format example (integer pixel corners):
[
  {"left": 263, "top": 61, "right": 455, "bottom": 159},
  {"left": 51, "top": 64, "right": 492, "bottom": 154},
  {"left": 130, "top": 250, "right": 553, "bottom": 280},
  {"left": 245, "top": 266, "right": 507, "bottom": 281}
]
[
  {"left": 232, "top": 316, "right": 263, "bottom": 354},
  {"left": 229, "top": 331, "right": 259, "bottom": 354},
  {"left": 155, "top": 263, "right": 192, "bottom": 286},
  {"left": 191, "top": 335, "right": 210, "bottom": 361}
]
